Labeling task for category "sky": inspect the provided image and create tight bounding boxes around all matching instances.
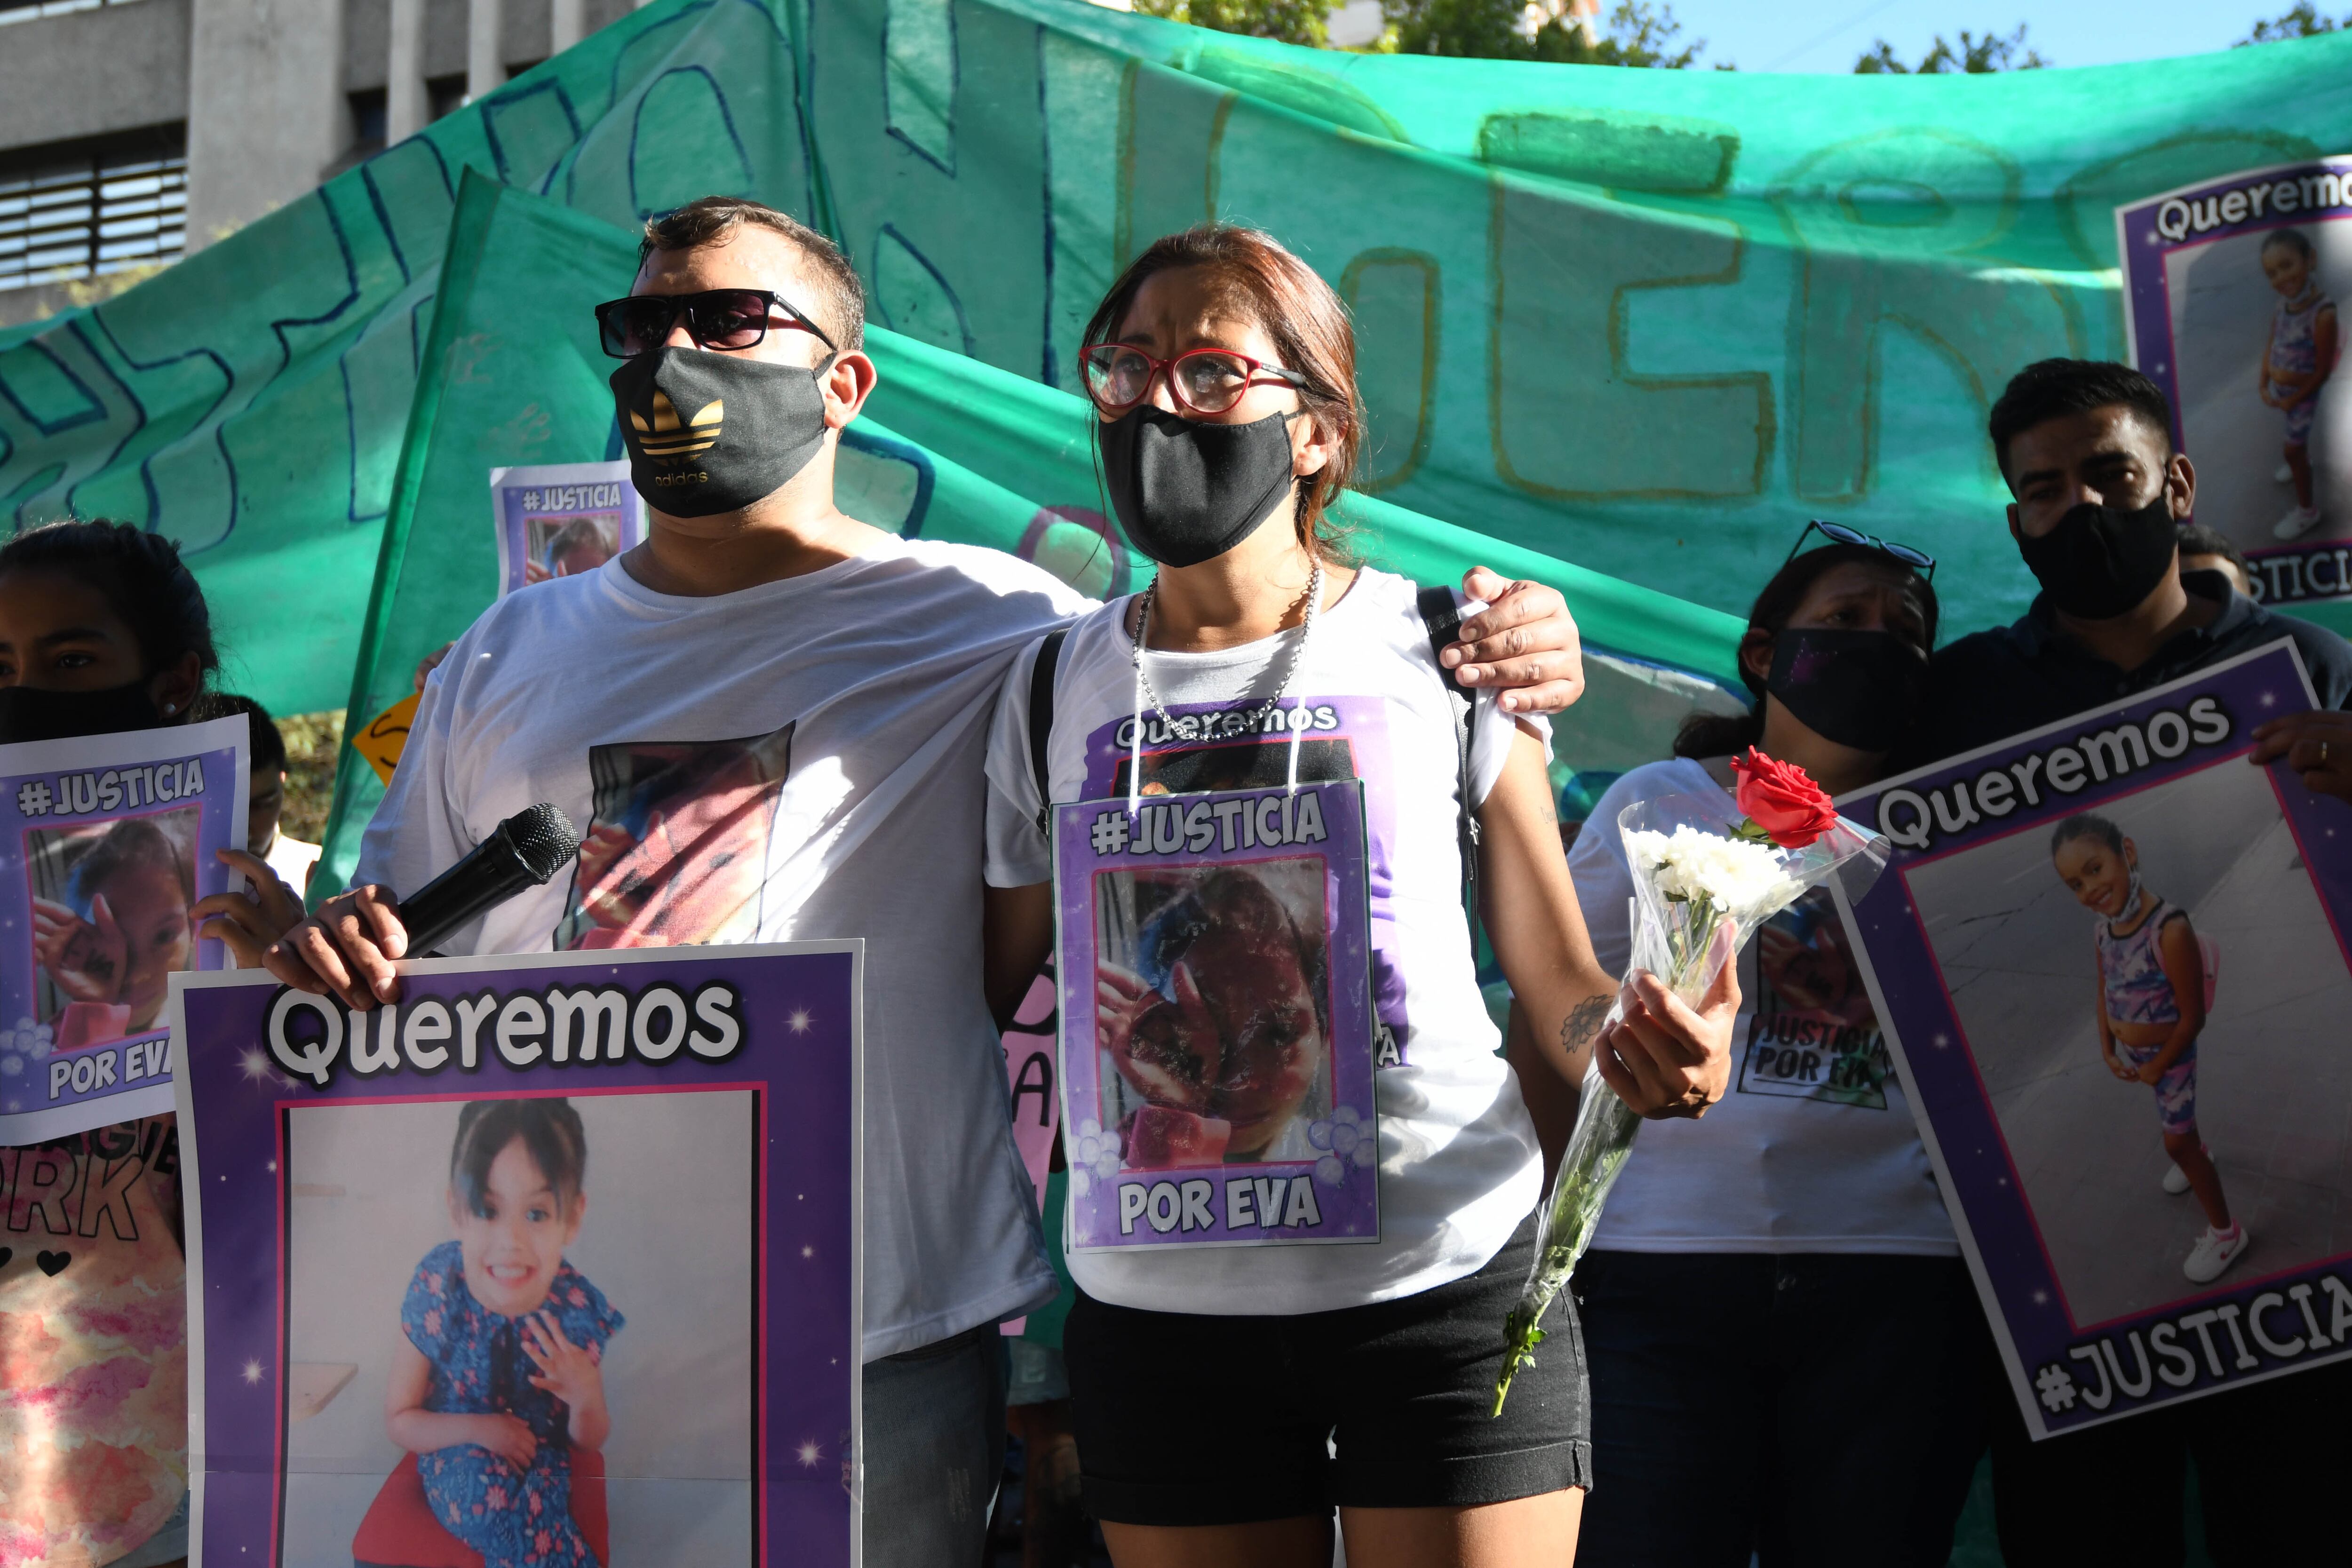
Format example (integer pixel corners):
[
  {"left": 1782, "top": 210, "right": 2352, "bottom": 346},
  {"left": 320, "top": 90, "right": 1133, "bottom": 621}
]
[{"left": 1660, "top": 0, "right": 2316, "bottom": 73}]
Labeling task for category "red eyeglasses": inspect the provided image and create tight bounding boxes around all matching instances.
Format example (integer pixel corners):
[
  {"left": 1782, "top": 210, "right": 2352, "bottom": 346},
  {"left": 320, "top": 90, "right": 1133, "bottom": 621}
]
[{"left": 1078, "top": 343, "right": 1308, "bottom": 417}]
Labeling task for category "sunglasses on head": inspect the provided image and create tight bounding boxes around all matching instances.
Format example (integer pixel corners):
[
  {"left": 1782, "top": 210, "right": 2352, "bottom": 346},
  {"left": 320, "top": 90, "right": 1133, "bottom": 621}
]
[
  {"left": 594, "top": 287, "right": 836, "bottom": 359},
  {"left": 1783, "top": 519, "right": 1936, "bottom": 580}
]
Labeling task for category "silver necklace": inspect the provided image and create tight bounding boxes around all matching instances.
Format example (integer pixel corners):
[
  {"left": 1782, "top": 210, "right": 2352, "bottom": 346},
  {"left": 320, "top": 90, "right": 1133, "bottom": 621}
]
[{"left": 1129, "top": 560, "right": 1326, "bottom": 738}]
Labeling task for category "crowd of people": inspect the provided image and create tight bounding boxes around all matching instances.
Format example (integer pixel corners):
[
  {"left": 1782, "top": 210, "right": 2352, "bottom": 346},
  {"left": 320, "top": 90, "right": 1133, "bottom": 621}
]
[{"left": 5, "top": 191, "right": 2351, "bottom": 1568}]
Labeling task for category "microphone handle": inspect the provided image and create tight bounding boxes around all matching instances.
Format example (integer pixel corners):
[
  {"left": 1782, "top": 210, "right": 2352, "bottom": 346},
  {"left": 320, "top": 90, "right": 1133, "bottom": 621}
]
[{"left": 397, "top": 832, "right": 541, "bottom": 955}]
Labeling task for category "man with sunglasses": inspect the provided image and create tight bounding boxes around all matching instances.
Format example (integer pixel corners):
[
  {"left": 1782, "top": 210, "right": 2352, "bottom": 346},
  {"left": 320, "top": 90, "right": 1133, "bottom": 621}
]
[
  {"left": 263, "top": 194, "right": 1591, "bottom": 1565},
  {"left": 1900, "top": 358, "right": 2352, "bottom": 1567}
]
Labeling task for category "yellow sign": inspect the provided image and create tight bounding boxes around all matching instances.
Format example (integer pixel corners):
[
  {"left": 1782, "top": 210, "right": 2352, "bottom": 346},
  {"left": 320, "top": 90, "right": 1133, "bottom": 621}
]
[{"left": 350, "top": 692, "right": 421, "bottom": 785}]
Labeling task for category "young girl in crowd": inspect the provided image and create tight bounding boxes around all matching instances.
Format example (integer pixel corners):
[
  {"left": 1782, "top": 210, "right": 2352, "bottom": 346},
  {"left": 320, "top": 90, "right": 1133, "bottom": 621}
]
[
  {"left": 389, "top": 1098, "right": 624, "bottom": 1568},
  {"left": 1546, "top": 531, "right": 1984, "bottom": 1566},
  {"left": 0, "top": 517, "right": 301, "bottom": 1568},
  {"left": 981, "top": 224, "right": 1737, "bottom": 1567},
  {"left": 2260, "top": 227, "right": 2338, "bottom": 541},
  {"left": 2049, "top": 813, "right": 2244, "bottom": 1282}
]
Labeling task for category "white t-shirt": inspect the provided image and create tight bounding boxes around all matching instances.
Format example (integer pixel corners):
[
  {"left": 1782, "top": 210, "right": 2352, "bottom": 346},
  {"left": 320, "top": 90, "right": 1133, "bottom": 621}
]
[
  {"left": 982, "top": 567, "right": 1546, "bottom": 1315},
  {"left": 355, "top": 539, "right": 1093, "bottom": 1360},
  {"left": 266, "top": 832, "right": 321, "bottom": 894},
  {"left": 1569, "top": 757, "right": 1955, "bottom": 1255}
]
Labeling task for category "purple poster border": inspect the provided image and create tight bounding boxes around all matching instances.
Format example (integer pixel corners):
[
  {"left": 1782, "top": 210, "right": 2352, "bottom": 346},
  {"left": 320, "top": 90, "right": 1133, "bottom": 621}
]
[
  {"left": 170, "top": 941, "right": 861, "bottom": 1564},
  {"left": 1832, "top": 640, "right": 2352, "bottom": 1437},
  {"left": 1053, "top": 781, "right": 1380, "bottom": 1251},
  {"left": 0, "top": 715, "right": 247, "bottom": 1143},
  {"left": 2115, "top": 155, "right": 2352, "bottom": 605}
]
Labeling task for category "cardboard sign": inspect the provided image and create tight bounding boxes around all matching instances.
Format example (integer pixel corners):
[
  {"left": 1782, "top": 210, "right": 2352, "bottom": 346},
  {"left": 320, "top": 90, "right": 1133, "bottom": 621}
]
[
  {"left": 171, "top": 942, "right": 862, "bottom": 1564},
  {"left": 2119, "top": 157, "right": 2352, "bottom": 605},
  {"left": 1834, "top": 641, "right": 2352, "bottom": 1436},
  {"left": 491, "top": 462, "right": 645, "bottom": 597},
  {"left": 1053, "top": 781, "right": 1378, "bottom": 1251},
  {"left": 0, "top": 716, "right": 247, "bottom": 1141}
]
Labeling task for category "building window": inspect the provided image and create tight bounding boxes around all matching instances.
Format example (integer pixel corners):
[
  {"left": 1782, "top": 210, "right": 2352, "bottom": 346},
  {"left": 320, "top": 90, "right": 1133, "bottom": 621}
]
[
  {"left": 428, "top": 74, "right": 469, "bottom": 122},
  {"left": 0, "top": 126, "right": 186, "bottom": 294},
  {"left": 349, "top": 88, "right": 389, "bottom": 158}
]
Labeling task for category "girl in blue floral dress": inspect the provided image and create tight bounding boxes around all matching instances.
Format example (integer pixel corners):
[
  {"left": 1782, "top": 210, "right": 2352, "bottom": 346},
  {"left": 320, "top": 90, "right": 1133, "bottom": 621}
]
[{"left": 387, "top": 1098, "right": 625, "bottom": 1568}]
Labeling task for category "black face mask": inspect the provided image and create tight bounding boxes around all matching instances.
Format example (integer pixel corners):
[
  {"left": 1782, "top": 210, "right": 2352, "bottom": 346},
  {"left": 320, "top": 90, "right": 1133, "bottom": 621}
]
[
  {"left": 1765, "top": 628, "right": 1927, "bottom": 753},
  {"left": 2016, "top": 495, "right": 2178, "bottom": 620},
  {"left": 1099, "top": 406, "right": 1301, "bottom": 568},
  {"left": 0, "top": 680, "right": 165, "bottom": 746},
  {"left": 610, "top": 347, "right": 835, "bottom": 518}
]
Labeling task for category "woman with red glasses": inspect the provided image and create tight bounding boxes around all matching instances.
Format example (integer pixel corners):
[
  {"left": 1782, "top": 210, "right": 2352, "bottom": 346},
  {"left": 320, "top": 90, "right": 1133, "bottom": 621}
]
[{"left": 979, "top": 223, "right": 1740, "bottom": 1568}]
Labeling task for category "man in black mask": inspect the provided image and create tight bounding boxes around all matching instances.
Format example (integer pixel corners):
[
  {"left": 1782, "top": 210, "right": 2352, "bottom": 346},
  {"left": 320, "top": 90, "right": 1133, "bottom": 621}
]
[
  {"left": 1911, "top": 359, "right": 2352, "bottom": 1566},
  {"left": 265, "top": 195, "right": 1597, "bottom": 1566}
]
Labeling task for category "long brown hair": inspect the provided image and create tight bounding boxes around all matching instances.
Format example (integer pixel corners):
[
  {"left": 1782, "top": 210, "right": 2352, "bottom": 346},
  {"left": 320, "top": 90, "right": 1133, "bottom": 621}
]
[{"left": 1082, "top": 225, "right": 1362, "bottom": 560}]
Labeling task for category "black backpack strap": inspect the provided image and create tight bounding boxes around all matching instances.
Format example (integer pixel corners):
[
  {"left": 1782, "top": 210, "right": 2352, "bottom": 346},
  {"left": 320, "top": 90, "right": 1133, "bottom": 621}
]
[
  {"left": 1027, "top": 628, "right": 1070, "bottom": 838},
  {"left": 1415, "top": 585, "right": 1481, "bottom": 916}
]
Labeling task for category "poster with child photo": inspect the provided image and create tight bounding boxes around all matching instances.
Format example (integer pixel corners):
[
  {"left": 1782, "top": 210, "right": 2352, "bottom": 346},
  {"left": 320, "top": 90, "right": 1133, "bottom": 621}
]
[
  {"left": 169, "top": 941, "right": 862, "bottom": 1566},
  {"left": 491, "top": 462, "right": 646, "bottom": 598},
  {"left": 0, "top": 715, "right": 247, "bottom": 1142},
  {"left": 1053, "top": 780, "right": 1379, "bottom": 1251},
  {"left": 2119, "top": 157, "right": 2351, "bottom": 605},
  {"left": 1832, "top": 641, "right": 2352, "bottom": 1437}
]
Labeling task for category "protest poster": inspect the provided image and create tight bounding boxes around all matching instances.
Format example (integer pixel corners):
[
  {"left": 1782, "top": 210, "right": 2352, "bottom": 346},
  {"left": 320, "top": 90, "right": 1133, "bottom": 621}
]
[
  {"left": 171, "top": 941, "right": 861, "bottom": 1565},
  {"left": 490, "top": 461, "right": 645, "bottom": 597},
  {"left": 1832, "top": 641, "right": 2352, "bottom": 1437},
  {"left": 1053, "top": 780, "right": 1378, "bottom": 1251},
  {"left": 2119, "top": 157, "right": 2352, "bottom": 605},
  {"left": 0, "top": 716, "right": 248, "bottom": 1143}
]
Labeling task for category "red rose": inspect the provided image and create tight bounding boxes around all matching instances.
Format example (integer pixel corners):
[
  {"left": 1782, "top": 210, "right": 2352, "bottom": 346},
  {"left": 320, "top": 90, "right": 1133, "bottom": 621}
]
[{"left": 1731, "top": 748, "right": 1838, "bottom": 848}]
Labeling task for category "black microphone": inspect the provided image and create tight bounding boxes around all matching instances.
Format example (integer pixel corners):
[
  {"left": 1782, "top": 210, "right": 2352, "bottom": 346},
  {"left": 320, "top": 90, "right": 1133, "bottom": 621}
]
[{"left": 397, "top": 803, "right": 582, "bottom": 955}]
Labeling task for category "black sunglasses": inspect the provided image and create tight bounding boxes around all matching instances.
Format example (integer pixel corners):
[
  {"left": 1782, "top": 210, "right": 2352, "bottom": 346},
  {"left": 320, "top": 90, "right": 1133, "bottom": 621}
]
[
  {"left": 594, "top": 288, "right": 836, "bottom": 359},
  {"left": 1783, "top": 519, "right": 1936, "bottom": 580}
]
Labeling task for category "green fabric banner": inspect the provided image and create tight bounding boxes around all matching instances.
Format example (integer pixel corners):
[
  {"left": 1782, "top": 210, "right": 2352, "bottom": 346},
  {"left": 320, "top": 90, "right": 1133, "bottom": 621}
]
[{"left": 3, "top": 0, "right": 2349, "bottom": 762}]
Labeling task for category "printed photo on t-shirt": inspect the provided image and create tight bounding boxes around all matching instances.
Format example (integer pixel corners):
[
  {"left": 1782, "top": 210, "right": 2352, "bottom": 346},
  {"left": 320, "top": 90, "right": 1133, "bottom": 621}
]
[
  {"left": 1736, "top": 887, "right": 1891, "bottom": 1109},
  {"left": 555, "top": 725, "right": 795, "bottom": 950}
]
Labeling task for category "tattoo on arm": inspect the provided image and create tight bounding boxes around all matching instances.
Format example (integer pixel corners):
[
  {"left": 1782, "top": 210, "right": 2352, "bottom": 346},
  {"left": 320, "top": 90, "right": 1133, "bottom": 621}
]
[{"left": 1560, "top": 994, "right": 1612, "bottom": 1052}]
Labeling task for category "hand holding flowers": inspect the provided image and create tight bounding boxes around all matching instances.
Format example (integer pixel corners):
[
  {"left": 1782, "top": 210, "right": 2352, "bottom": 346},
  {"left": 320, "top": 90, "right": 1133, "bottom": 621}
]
[{"left": 1492, "top": 749, "right": 1885, "bottom": 1414}]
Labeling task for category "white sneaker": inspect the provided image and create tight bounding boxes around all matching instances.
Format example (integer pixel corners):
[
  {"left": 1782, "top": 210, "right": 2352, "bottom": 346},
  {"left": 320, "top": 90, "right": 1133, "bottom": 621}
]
[
  {"left": 2277, "top": 461, "right": 2296, "bottom": 483},
  {"left": 2185, "top": 1223, "right": 2249, "bottom": 1284},
  {"left": 2276, "top": 505, "right": 2323, "bottom": 540},
  {"left": 2162, "top": 1158, "right": 2195, "bottom": 1195}
]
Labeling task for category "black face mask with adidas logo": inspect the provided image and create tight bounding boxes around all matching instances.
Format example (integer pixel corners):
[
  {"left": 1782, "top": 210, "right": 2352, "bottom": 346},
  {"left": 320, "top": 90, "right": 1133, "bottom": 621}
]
[{"left": 609, "top": 346, "right": 837, "bottom": 518}]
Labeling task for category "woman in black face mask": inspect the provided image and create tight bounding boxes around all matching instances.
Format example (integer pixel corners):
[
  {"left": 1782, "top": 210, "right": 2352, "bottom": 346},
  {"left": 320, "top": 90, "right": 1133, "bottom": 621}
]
[
  {"left": 0, "top": 518, "right": 306, "bottom": 1568},
  {"left": 983, "top": 225, "right": 1742, "bottom": 1568},
  {"left": 1530, "top": 533, "right": 1987, "bottom": 1568}
]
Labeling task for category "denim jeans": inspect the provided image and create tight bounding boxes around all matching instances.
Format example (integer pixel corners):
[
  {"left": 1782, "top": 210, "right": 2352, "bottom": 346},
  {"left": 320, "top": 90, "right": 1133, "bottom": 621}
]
[
  {"left": 1573, "top": 1250, "right": 1987, "bottom": 1568},
  {"left": 861, "top": 1323, "right": 1009, "bottom": 1567}
]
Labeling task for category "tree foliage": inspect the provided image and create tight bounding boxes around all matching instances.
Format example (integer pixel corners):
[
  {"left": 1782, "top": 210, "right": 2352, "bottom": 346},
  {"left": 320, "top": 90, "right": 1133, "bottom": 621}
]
[
  {"left": 2237, "top": 3, "right": 2347, "bottom": 42},
  {"left": 1386, "top": 0, "right": 1704, "bottom": 65},
  {"left": 1853, "top": 23, "right": 2046, "bottom": 72}
]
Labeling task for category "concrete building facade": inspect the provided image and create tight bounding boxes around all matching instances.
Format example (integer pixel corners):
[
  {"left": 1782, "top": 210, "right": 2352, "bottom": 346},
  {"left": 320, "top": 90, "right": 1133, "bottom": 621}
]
[{"left": 0, "top": 0, "right": 638, "bottom": 326}]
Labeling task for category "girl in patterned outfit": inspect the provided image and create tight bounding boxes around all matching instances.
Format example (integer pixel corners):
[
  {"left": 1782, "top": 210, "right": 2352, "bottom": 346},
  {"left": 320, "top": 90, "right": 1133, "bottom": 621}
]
[
  {"left": 2050, "top": 815, "right": 2246, "bottom": 1284},
  {"left": 2260, "top": 227, "right": 2339, "bottom": 541},
  {"left": 387, "top": 1098, "right": 624, "bottom": 1568}
]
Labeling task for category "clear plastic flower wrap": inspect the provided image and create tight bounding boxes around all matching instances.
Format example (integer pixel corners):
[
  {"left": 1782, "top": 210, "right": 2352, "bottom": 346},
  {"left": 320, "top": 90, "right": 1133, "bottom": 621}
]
[{"left": 1493, "top": 755, "right": 1888, "bottom": 1413}]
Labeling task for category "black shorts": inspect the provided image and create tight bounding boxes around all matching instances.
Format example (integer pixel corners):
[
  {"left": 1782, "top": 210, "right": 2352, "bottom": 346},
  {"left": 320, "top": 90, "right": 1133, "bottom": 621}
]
[{"left": 1063, "top": 1210, "right": 1591, "bottom": 1526}]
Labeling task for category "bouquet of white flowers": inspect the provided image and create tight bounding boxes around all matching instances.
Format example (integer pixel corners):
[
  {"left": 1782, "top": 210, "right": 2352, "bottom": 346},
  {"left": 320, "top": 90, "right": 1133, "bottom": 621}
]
[{"left": 1493, "top": 749, "right": 1887, "bottom": 1413}]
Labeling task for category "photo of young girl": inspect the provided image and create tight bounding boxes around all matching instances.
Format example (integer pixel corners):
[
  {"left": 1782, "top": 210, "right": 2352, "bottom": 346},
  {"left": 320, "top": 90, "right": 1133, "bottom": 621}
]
[
  {"left": 1092, "top": 859, "right": 1333, "bottom": 1170},
  {"left": 2048, "top": 813, "right": 2244, "bottom": 1284},
  {"left": 524, "top": 515, "right": 621, "bottom": 585},
  {"left": 278, "top": 1090, "right": 756, "bottom": 1566},
  {"left": 388, "top": 1098, "right": 624, "bottom": 1568},
  {"left": 2259, "top": 228, "right": 2340, "bottom": 541},
  {"left": 27, "top": 807, "right": 199, "bottom": 1048},
  {"left": 1902, "top": 750, "right": 2352, "bottom": 1328}
]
